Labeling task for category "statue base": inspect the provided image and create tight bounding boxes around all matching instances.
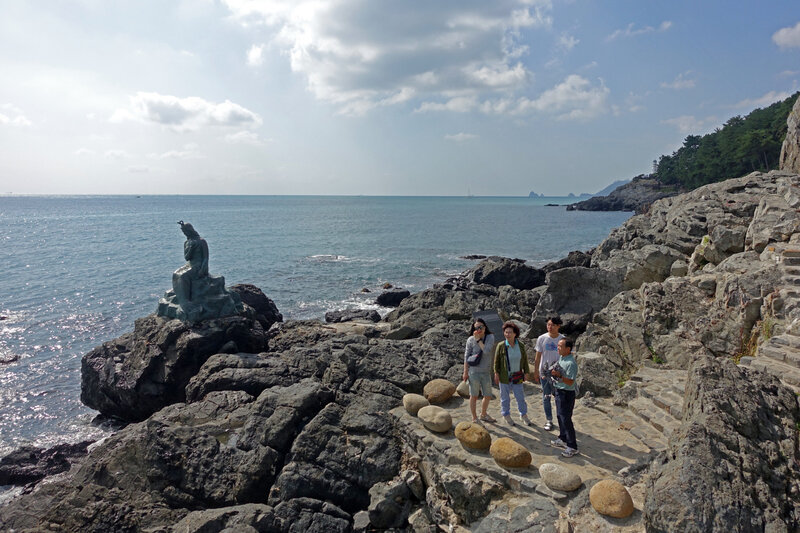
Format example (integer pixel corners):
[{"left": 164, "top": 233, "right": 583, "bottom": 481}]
[{"left": 157, "top": 274, "right": 244, "bottom": 322}]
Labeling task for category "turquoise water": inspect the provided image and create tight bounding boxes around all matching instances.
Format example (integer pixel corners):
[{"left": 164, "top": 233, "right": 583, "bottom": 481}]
[{"left": 0, "top": 195, "right": 630, "bottom": 457}]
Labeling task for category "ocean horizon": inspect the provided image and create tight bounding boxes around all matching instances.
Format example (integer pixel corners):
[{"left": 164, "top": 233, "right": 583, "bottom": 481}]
[{"left": 0, "top": 194, "right": 630, "bottom": 464}]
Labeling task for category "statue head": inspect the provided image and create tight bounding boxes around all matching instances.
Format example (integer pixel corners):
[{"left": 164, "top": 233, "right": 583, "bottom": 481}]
[{"left": 178, "top": 220, "right": 200, "bottom": 239}]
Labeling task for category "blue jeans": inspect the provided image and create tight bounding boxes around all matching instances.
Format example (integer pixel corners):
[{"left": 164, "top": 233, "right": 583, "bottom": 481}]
[
  {"left": 540, "top": 378, "right": 554, "bottom": 422},
  {"left": 555, "top": 388, "right": 577, "bottom": 449},
  {"left": 499, "top": 382, "right": 527, "bottom": 417}
]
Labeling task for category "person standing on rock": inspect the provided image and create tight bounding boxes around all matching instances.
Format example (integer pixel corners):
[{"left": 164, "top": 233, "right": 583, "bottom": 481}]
[
  {"left": 549, "top": 337, "right": 579, "bottom": 457},
  {"left": 462, "top": 318, "right": 496, "bottom": 423},
  {"left": 532, "top": 316, "right": 564, "bottom": 431},
  {"left": 493, "top": 321, "right": 533, "bottom": 426}
]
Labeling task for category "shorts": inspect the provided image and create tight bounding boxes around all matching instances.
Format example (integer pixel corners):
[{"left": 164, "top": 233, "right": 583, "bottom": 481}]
[{"left": 468, "top": 372, "right": 494, "bottom": 398}]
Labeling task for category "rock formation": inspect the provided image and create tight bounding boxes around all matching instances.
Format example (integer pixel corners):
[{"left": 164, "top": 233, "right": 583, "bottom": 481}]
[
  {"left": 4, "top": 149, "right": 800, "bottom": 529},
  {"left": 566, "top": 174, "right": 680, "bottom": 213},
  {"left": 780, "top": 94, "right": 800, "bottom": 173}
]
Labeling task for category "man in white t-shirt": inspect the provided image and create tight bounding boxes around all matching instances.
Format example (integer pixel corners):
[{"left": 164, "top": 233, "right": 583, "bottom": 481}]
[{"left": 532, "top": 316, "right": 564, "bottom": 431}]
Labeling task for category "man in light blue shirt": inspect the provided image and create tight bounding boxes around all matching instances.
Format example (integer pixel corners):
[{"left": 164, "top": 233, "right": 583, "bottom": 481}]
[{"left": 549, "top": 338, "right": 579, "bottom": 457}]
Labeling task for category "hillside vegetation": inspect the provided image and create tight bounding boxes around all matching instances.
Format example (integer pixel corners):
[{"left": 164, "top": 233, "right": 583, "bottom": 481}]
[{"left": 653, "top": 91, "right": 799, "bottom": 188}]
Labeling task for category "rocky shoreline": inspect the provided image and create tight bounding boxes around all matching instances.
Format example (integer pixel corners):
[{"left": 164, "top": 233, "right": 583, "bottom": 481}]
[
  {"left": 565, "top": 175, "right": 681, "bottom": 214},
  {"left": 2, "top": 103, "right": 800, "bottom": 532}
]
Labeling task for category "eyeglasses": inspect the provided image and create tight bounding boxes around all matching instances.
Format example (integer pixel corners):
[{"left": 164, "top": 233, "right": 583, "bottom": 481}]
[{"left": 474, "top": 325, "right": 485, "bottom": 330}]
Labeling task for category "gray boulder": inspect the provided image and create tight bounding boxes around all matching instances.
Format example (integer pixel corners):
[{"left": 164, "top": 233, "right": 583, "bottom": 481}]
[
  {"left": 644, "top": 356, "right": 800, "bottom": 532},
  {"left": 376, "top": 288, "right": 411, "bottom": 307},
  {"left": 528, "top": 267, "right": 624, "bottom": 337},
  {"left": 230, "top": 283, "right": 283, "bottom": 330},
  {"left": 464, "top": 256, "right": 545, "bottom": 290}
]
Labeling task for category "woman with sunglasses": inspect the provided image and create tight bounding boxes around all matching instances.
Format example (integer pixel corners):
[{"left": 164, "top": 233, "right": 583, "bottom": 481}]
[{"left": 462, "top": 318, "right": 496, "bottom": 423}]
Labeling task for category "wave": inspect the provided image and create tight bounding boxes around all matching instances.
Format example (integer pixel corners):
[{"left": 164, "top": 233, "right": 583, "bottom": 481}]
[{"left": 306, "top": 254, "right": 350, "bottom": 262}]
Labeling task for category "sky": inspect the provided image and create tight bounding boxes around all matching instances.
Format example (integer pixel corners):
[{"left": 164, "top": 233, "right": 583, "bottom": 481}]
[{"left": 0, "top": 1, "right": 799, "bottom": 196}]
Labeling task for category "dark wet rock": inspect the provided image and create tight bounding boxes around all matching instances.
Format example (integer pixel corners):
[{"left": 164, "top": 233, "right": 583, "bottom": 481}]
[
  {"left": 464, "top": 256, "right": 545, "bottom": 290},
  {"left": 376, "top": 288, "right": 410, "bottom": 307},
  {"left": 644, "top": 356, "right": 800, "bottom": 532},
  {"left": 0, "top": 353, "right": 19, "bottom": 364},
  {"left": 0, "top": 441, "right": 93, "bottom": 486},
  {"left": 230, "top": 283, "right": 283, "bottom": 330},
  {"left": 460, "top": 254, "right": 487, "bottom": 260},
  {"left": 324, "top": 309, "right": 381, "bottom": 323},
  {"left": 81, "top": 314, "right": 269, "bottom": 422}
]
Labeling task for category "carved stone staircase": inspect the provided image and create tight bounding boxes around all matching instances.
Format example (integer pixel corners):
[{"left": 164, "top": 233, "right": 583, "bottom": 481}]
[{"left": 749, "top": 248, "right": 800, "bottom": 394}]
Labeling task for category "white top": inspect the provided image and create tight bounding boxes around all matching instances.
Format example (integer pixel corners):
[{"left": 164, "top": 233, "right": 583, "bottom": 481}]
[{"left": 535, "top": 332, "right": 563, "bottom": 374}]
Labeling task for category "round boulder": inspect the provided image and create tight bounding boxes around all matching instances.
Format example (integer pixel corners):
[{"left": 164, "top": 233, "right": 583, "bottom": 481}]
[
  {"left": 489, "top": 437, "right": 531, "bottom": 468},
  {"left": 589, "top": 479, "right": 635, "bottom": 518},
  {"left": 417, "top": 405, "right": 452, "bottom": 433},
  {"left": 538, "top": 463, "right": 582, "bottom": 492},
  {"left": 423, "top": 379, "right": 456, "bottom": 404},
  {"left": 402, "top": 393, "right": 429, "bottom": 416},
  {"left": 455, "top": 380, "right": 470, "bottom": 399},
  {"left": 454, "top": 422, "right": 491, "bottom": 450}
]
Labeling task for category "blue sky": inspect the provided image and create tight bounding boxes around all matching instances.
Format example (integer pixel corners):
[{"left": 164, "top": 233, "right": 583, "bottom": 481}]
[{"left": 0, "top": 0, "right": 798, "bottom": 196}]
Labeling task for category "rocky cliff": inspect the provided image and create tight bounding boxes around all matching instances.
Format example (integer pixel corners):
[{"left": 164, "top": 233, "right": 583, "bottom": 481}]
[
  {"left": 566, "top": 175, "right": 680, "bottom": 213},
  {"left": 781, "top": 94, "right": 800, "bottom": 174},
  {"left": 2, "top": 98, "right": 800, "bottom": 531}
]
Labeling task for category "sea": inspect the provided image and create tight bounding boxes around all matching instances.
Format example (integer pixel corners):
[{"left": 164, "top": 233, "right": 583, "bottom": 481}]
[{"left": 0, "top": 195, "right": 630, "bottom": 465}]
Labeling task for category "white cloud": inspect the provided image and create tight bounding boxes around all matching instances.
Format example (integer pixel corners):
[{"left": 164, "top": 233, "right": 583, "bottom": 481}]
[
  {"left": 247, "top": 43, "right": 265, "bottom": 66},
  {"left": 225, "top": 130, "right": 266, "bottom": 145},
  {"left": 127, "top": 166, "right": 150, "bottom": 173},
  {"left": 104, "top": 149, "right": 132, "bottom": 159},
  {"left": 0, "top": 104, "right": 32, "bottom": 126},
  {"left": 148, "top": 143, "right": 205, "bottom": 159},
  {"left": 779, "top": 69, "right": 800, "bottom": 77},
  {"left": 444, "top": 132, "right": 478, "bottom": 142},
  {"left": 415, "top": 96, "right": 478, "bottom": 113},
  {"left": 222, "top": 0, "right": 549, "bottom": 115},
  {"left": 772, "top": 21, "right": 800, "bottom": 49},
  {"left": 661, "top": 71, "right": 696, "bottom": 90},
  {"left": 606, "top": 20, "right": 672, "bottom": 41},
  {"left": 514, "top": 74, "right": 609, "bottom": 119},
  {"left": 734, "top": 90, "right": 792, "bottom": 110},
  {"left": 74, "top": 148, "right": 96, "bottom": 156},
  {"left": 111, "top": 92, "right": 262, "bottom": 132},
  {"left": 662, "top": 115, "right": 716, "bottom": 134},
  {"left": 558, "top": 33, "right": 579, "bottom": 51},
  {"left": 417, "top": 74, "right": 608, "bottom": 119}
]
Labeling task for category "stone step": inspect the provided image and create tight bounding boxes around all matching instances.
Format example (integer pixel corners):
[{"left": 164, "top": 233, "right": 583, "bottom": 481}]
[
  {"left": 756, "top": 334, "right": 800, "bottom": 367},
  {"left": 639, "top": 387, "right": 685, "bottom": 420},
  {"left": 749, "top": 358, "right": 800, "bottom": 393},
  {"left": 628, "top": 397, "right": 681, "bottom": 439},
  {"left": 781, "top": 249, "right": 800, "bottom": 259},
  {"left": 609, "top": 407, "right": 668, "bottom": 451},
  {"left": 628, "top": 367, "right": 687, "bottom": 395},
  {"left": 782, "top": 257, "right": 800, "bottom": 267}
]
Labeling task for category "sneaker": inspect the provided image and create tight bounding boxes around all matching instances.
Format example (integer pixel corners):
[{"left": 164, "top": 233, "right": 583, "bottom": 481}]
[
  {"left": 543, "top": 420, "right": 553, "bottom": 431},
  {"left": 480, "top": 414, "right": 497, "bottom": 423},
  {"left": 550, "top": 438, "right": 567, "bottom": 449},
  {"left": 520, "top": 414, "right": 533, "bottom": 426},
  {"left": 561, "top": 447, "right": 579, "bottom": 458},
  {"left": 503, "top": 415, "right": 516, "bottom": 426}
]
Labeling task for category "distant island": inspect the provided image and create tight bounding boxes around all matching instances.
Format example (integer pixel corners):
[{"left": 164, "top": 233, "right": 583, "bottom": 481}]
[{"left": 528, "top": 178, "right": 630, "bottom": 199}]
